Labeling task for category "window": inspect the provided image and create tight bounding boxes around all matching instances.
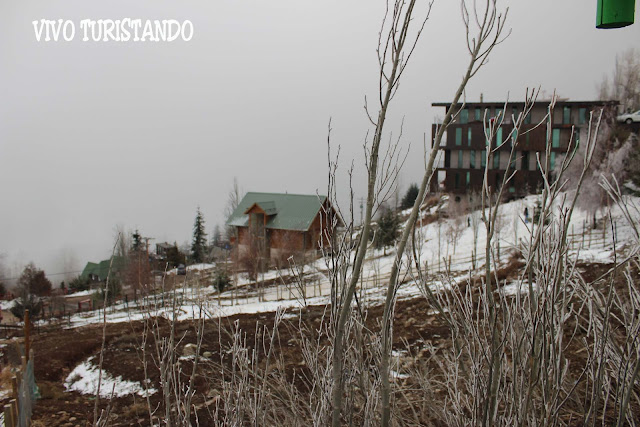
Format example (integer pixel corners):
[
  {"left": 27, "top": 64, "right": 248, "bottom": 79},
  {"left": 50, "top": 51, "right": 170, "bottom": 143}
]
[
  {"left": 552, "top": 129, "right": 560, "bottom": 148},
  {"left": 466, "top": 171, "right": 471, "bottom": 187},
  {"left": 455, "top": 173, "right": 460, "bottom": 189},
  {"left": 495, "top": 107, "right": 503, "bottom": 119},
  {"left": 524, "top": 111, "right": 531, "bottom": 124},
  {"left": 563, "top": 106, "right": 571, "bottom": 124},
  {"left": 521, "top": 151, "right": 529, "bottom": 171},
  {"left": 550, "top": 152, "right": 556, "bottom": 170},
  {"left": 509, "top": 154, "right": 517, "bottom": 171},
  {"left": 458, "top": 151, "right": 463, "bottom": 168},
  {"left": 444, "top": 150, "right": 451, "bottom": 167},
  {"left": 475, "top": 108, "right": 482, "bottom": 121},
  {"left": 481, "top": 150, "right": 486, "bottom": 168},
  {"left": 455, "top": 128, "right": 462, "bottom": 146},
  {"left": 468, "top": 128, "right": 472, "bottom": 146},
  {"left": 512, "top": 128, "right": 518, "bottom": 146},
  {"left": 460, "top": 108, "right": 469, "bottom": 124},
  {"left": 512, "top": 106, "right": 519, "bottom": 122},
  {"left": 496, "top": 127, "right": 503, "bottom": 147},
  {"left": 470, "top": 150, "right": 476, "bottom": 169},
  {"left": 493, "top": 151, "right": 500, "bottom": 170},
  {"left": 578, "top": 108, "right": 587, "bottom": 125}
]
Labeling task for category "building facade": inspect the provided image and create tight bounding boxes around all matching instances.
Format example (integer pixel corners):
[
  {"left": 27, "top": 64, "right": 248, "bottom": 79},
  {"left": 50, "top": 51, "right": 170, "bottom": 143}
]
[
  {"left": 431, "top": 100, "right": 618, "bottom": 196},
  {"left": 226, "top": 192, "right": 342, "bottom": 265}
]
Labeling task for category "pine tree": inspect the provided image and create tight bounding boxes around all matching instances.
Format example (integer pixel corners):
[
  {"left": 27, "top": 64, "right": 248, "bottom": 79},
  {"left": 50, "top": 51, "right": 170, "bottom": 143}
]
[
  {"left": 375, "top": 208, "right": 400, "bottom": 254},
  {"left": 191, "top": 207, "right": 207, "bottom": 263},
  {"left": 11, "top": 263, "right": 51, "bottom": 320},
  {"left": 401, "top": 183, "right": 419, "bottom": 210},
  {"left": 132, "top": 229, "right": 143, "bottom": 252}
]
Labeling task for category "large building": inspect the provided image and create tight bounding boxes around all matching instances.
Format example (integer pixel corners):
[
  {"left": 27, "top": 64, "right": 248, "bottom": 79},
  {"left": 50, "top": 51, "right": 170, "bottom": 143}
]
[{"left": 431, "top": 100, "right": 618, "bottom": 195}]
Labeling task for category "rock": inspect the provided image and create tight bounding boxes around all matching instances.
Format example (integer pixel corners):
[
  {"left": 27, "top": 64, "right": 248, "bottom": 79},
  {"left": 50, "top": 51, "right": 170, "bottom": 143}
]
[
  {"left": 183, "top": 344, "right": 198, "bottom": 356},
  {"left": 405, "top": 317, "right": 417, "bottom": 327},
  {"left": 202, "top": 351, "right": 212, "bottom": 358},
  {"left": 69, "top": 417, "right": 77, "bottom": 422}
]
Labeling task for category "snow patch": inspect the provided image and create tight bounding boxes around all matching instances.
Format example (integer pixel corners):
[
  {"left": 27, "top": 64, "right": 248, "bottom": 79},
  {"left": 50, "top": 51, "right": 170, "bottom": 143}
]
[
  {"left": 65, "top": 289, "right": 98, "bottom": 298},
  {"left": 65, "top": 356, "right": 156, "bottom": 398},
  {"left": 0, "top": 300, "right": 15, "bottom": 311}
]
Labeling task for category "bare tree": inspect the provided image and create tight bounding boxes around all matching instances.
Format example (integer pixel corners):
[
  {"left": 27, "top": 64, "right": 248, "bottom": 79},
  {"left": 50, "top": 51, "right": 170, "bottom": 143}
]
[
  {"left": 224, "top": 177, "right": 242, "bottom": 240},
  {"left": 598, "top": 47, "right": 640, "bottom": 112},
  {"left": 328, "top": 2, "right": 433, "bottom": 424},
  {"left": 113, "top": 223, "right": 131, "bottom": 259},
  {"left": 446, "top": 198, "right": 467, "bottom": 256},
  {"left": 379, "top": 2, "right": 510, "bottom": 424},
  {"left": 565, "top": 116, "right": 635, "bottom": 228}
]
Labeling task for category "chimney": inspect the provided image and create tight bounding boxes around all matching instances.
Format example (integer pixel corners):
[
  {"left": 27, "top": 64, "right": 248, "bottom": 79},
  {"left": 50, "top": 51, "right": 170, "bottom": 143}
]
[{"left": 480, "top": 93, "right": 484, "bottom": 103}]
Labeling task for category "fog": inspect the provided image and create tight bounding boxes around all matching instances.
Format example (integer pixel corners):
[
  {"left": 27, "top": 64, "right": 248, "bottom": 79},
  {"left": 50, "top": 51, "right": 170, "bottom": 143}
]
[{"left": 0, "top": 0, "right": 638, "bottom": 284}]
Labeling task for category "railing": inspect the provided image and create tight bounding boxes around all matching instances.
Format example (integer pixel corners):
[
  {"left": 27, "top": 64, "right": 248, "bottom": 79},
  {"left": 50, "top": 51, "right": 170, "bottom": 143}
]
[{"left": 1, "top": 310, "right": 38, "bottom": 427}]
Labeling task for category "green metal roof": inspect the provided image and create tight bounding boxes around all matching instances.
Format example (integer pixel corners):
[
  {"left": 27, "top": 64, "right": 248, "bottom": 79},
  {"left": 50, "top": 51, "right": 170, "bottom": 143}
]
[
  {"left": 80, "top": 256, "right": 126, "bottom": 281},
  {"left": 227, "top": 192, "right": 327, "bottom": 231},
  {"left": 80, "top": 262, "right": 99, "bottom": 280},
  {"left": 250, "top": 201, "right": 277, "bottom": 215}
]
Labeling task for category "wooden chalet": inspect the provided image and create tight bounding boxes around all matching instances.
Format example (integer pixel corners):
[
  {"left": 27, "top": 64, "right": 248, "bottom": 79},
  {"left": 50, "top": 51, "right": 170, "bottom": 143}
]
[
  {"left": 80, "top": 256, "right": 126, "bottom": 283},
  {"left": 226, "top": 192, "right": 342, "bottom": 263}
]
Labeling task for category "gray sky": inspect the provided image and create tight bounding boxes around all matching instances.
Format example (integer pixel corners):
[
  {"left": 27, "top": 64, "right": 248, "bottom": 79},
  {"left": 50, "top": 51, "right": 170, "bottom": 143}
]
[{"left": 1, "top": 0, "right": 639, "bottom": 283}]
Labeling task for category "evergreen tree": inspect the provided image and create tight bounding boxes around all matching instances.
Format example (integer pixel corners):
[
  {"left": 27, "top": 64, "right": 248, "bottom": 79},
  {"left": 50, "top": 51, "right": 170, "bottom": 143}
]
[
  {"left": 401, "top": 183, "right": 420, "bottom": 210},
  {"left": 69, "top": 275, "right": 91, "bottom": 292},
  {"left": 17, "top": 263, "right": 52, "bottom": 296},
  {"left": 132, "top": 229, "right": 143, "bottom": 252},
  {"left": 191, "top": 207, "right": 207, "bottom": 263},
  {"left": 97, "top": 277, "right": 121, "bottom": 307},
  {"left": 375, "top": 208, "right": 400, "bottom": 253},
  {"left": 11, "top": 263, "right": 51, "bottom": 320}
]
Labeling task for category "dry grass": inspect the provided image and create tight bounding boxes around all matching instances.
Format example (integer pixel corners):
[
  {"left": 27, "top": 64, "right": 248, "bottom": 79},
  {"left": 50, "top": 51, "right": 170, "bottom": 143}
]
[{"left": 0, "top": 365, "right": 14, "bottom": 396}]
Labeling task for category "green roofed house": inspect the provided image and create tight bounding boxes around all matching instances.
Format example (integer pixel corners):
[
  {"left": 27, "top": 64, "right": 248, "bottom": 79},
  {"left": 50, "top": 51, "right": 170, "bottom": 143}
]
[
  {"left": 80, "top": 256, "right": 126, "bottom": 282},
  {"left": 226, "top": 192, "right": 342, "bottom": 263}
]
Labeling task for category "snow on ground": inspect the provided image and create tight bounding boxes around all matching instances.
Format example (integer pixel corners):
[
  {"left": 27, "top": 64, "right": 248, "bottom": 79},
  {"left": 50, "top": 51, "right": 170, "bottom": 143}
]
[
  {"left": 187, "top": 263, "right": 216, "bottom": 272},
  {"left": 570, "top": 248, "right": 616, "bottom": 264},
  {"left": 56, "top": 195, "right": 639, "bottom": 329},
  {"left": 166, "top": 263, "right": 216, "bottom": 275},
  {"left": 500, "top": 281, "right": 537, "bottom": 296},
  {"left": 0, "top": 299, "right": 15, "bottom": 310},
  {"left": 65, "top": 356, "right": 156, "bottom": 398},
  {"left": 65, "top": 289, "right": 98, "bottom": 298}
]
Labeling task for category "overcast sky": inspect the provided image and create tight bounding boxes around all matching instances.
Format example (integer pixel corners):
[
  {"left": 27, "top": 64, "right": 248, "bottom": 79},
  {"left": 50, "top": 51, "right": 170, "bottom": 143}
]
[{"left": 1, "top": 0, "right": 638, "bottom": 284}]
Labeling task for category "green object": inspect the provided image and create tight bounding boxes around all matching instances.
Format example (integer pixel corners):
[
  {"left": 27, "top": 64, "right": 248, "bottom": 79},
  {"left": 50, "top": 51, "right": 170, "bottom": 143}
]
[
  {"left": 596, "top": 0, "right": 635, "bottom": 28},
  {"left": 226, "top": 192, "right": 330, "bottom": 231},
  {"left": 80, "top": 256, "right": 126, "bottom": 281}
]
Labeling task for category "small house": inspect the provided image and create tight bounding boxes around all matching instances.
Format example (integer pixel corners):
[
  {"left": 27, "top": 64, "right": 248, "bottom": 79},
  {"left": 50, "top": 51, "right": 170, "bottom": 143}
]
[
  {"left": 80, "top": 256, "right": 126, "bottom": 283},
  {"left": 226, "top": 192, "right": 342, "bottom": 264}
]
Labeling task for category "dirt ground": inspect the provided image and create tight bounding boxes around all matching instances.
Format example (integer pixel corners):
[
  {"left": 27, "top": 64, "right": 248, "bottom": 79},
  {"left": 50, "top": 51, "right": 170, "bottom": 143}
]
[
  {"left": 0, "top": 260, "right": 632, "bottom": 426},
  {"left": 0, "top": 293, "right": 445, "bottom": 426}
]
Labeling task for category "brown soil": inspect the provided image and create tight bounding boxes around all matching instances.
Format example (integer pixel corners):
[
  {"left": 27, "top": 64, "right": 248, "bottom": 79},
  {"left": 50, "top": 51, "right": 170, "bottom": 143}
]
[
  {"left": 0, "top": 259, "right": 632, "bottom": 426},
  {"left": 9, "top": 293, "right": 447, "bottom": 426}
]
